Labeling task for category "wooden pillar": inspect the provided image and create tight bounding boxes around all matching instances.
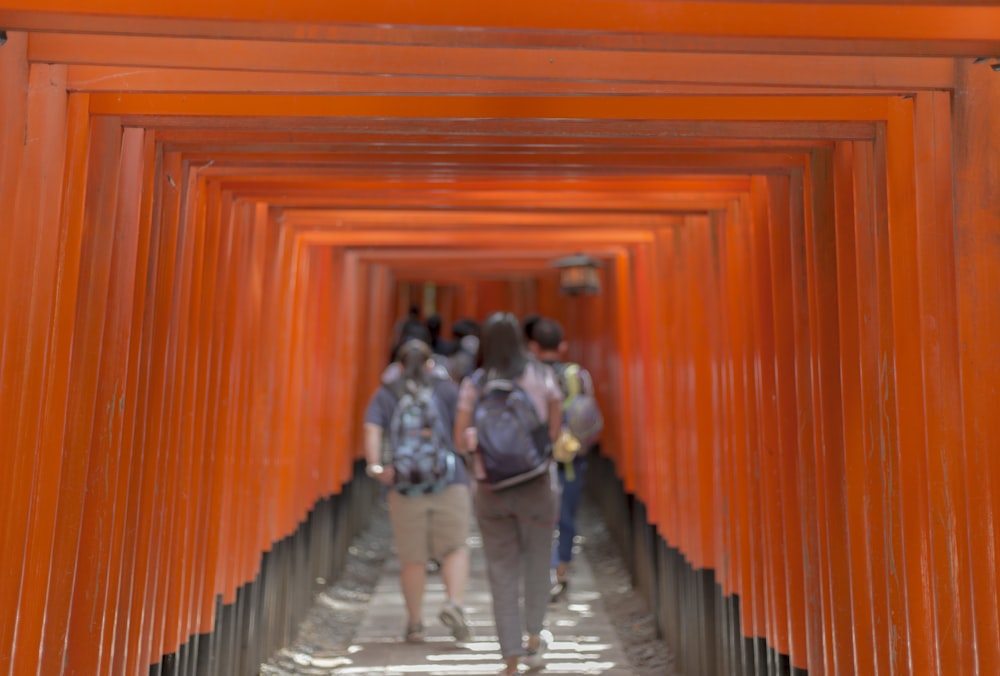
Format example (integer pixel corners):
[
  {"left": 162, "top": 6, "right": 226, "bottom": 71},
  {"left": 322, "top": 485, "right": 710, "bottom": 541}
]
[
  {"left": 1, "top": 59, "right": 70, "bottom": 675},
  {"left": 952, "top": 58, "right": 1000, "bottom": 675},
  {"left": 0, "top": 31, "right": 30, "bottom": 672}
]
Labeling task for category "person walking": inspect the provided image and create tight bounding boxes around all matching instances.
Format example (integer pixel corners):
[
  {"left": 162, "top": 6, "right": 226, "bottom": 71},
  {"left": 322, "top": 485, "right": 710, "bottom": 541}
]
[
  {"left": 528, "top": 317, "right": 603, "bottom": 602},
  {"left": 362, "top": 330, "right": 474, "bottom": 644},
  {"left": 453, "top": 312, "right": 562, "bottom": 675}
]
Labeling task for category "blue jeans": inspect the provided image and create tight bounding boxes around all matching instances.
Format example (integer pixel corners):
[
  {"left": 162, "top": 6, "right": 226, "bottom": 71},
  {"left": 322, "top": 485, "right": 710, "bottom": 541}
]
[{"left": 553, "top": 456, "right": 588, "bottom": 566}]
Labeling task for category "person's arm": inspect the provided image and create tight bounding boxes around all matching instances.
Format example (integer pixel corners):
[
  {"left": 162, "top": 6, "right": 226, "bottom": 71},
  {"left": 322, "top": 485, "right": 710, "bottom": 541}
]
[
  {"left": 539, "top": 364, "right": 563, "bottom": 441},
  {"left": 437, "top": 379, "right": 462, "bottom": 455},
  {"left": 363, "top": 422, "right": 394, "bottom": 485},
  {"left": 547, "top": 398, "right": 562, "bottom": 442},
  {"left": 453, "top": 407, "right": 473, "bottom": 453},
  {"left": 581, "top": 366, "right": 595, "bottom": 396},
  {"left": 452, "top": 377, "right": 477, "bottom": 458}
]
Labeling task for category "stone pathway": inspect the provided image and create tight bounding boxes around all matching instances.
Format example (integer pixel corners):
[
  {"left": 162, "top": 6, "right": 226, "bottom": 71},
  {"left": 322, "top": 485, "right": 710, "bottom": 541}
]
[{"left": 262, "top": 492, "right": 676, "bottom": 675}]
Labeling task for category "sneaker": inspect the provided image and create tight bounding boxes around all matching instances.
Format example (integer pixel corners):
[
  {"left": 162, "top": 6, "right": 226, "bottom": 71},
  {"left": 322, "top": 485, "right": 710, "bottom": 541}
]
[
  {"left": 439, "top": 601, "right": 473, "bottom": 642},
  {"left": 549, "top": 579, "right": 568, "bottom": 603},
  {"left": 405, "top": 622, "right": 425, "bottom": 643},
  {"left": 522, "top": 631, "right": 551, "bottom": 671}
]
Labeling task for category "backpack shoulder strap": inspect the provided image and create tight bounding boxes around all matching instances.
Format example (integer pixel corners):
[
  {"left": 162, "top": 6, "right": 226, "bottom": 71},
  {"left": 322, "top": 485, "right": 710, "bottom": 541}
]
[
  {"left": 470, "top": 367, "right": 491, "bottom": 393},
  {"left": 388, "top": 377, "right": 436, "bottom": 403},
  {"left": 385, "top": 377, "right": 407, "bottom": 400}
]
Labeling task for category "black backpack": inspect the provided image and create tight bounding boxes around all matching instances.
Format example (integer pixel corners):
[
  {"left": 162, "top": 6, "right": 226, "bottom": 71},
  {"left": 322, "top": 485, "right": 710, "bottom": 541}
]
[
  {"left": 384, "top": 379, "right": 455, "bottom": 495},
  {"left": 472, "top": 369, "right": 552, "bottom": 490}
]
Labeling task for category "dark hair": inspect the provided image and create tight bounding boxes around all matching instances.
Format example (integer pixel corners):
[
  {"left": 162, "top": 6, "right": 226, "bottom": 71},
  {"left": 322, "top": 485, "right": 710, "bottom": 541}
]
[
  {"left": 390, "top": 319, "right": 432, "bottom": 364},
  {"left": 452, "top": 317, "right": 480, "bottom": 340},
  {"left": 522, "top": 313, "right": 541, "bottom": 341},
  {"left": 530, "top": 317, "right": 563, "bottom": 351},
  {"left": 397, "top": 338, "right": 432, "bottom": 384},
  {"left": 426, "top": 313, "right": 443, "bottom": 338},
  {"left": 479, "top": 312, "right": 528, "bottom": 380}
]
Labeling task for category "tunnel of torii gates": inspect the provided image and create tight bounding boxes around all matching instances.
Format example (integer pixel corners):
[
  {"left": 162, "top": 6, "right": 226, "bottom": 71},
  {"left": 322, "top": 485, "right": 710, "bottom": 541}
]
[{"left": 0, "top": 2, "right": 999, "bottom": 675}]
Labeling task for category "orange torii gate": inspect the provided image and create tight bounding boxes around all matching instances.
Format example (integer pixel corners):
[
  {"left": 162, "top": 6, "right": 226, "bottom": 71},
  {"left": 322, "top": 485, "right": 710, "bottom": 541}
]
[{"left": 1, "top": 2, "right": 998, "bottom": 675}]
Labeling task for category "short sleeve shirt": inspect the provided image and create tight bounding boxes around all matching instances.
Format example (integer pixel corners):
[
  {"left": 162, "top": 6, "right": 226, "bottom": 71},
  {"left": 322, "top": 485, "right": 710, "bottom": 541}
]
[{"left": 457, "top": 360, "right": 563, "bottom": 421}]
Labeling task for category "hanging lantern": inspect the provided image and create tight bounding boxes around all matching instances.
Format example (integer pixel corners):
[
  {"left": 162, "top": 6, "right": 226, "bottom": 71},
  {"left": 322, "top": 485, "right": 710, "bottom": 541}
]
[{"left": 550, "top": 253, "right": 602, "bottom": 296}]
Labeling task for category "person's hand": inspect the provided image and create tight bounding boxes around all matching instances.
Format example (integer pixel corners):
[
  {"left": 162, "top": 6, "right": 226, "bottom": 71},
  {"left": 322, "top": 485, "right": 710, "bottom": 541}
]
[
  {"left": 366, "top": 463, "right": 396, "bottom": 486},
  {"left": 379, "top": 465, "right": 396, "bottom": 485}
]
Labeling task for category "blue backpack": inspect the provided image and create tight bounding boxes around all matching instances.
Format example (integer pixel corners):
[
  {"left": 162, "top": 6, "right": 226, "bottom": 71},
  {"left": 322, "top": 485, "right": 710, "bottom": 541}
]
[
  {"left": 385, "top": 379, "right": 455, "bottom": 495},
  {"left": 472, "top": 369, "right": 552, "bottom": 490}
]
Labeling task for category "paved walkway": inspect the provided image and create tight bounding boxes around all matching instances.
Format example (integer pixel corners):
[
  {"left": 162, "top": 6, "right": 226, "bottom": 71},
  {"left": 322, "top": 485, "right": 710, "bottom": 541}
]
[{"left": 274, "top": 506, "right": 636, "bottom": 675}]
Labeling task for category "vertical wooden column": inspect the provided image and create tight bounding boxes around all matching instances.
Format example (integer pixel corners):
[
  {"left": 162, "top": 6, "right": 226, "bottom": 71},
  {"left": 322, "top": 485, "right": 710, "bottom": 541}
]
[
  {"left": 194, "top": 190, "right": 245, "bottom": 640},
  {"left": 1, "top": 60, "right": 70, "bottom": 675},
  {"left": 318, "top": 246, "right": 347, "bottom": 494},
  {"left": 768, "top": 173, "right": 806, "bottom": 667},
  {"left": 830, "top": 140, "right": 877, "bottom": 675},
  {"left": 640, "top": 236, "right": 668, "bottom": 532},
  {"left": 952, "top": 59, "right": 1000, "bottom": 675},
  {"left": 721, "top": 194, "right": 770, "bottom": 655},
  {"left": 712, "top": 206, "right": 737, "bottom": 616},
  {"left": 630, "top": 242, "right": 655, "bottom": 519},
  {"left": 855, "top": 136, "right": 898, "bottom": 675},
  {"left": 909, "top": 90, "right": 973, "bottom": 672},
  {"left": 610, "top": 250, "right": 638, "bottom": 493},
  {"left": 882, "top": 97, "right": 936, "bottom": 675},
  {"left": 822, "top": 141, "right": 867, "bottom": 675},
  {"left": 47, "top": 114, "right": 133, "bottom": 674},
  {"left": 122, "top": 147, "right": 183, "bottom": 675},
  {"left": 747, "top": 176, "right": 790, "bottom": 664},
  {"left": 331, "top": 249, "right": 363, "bottom": 484},
  {"left": 690, "top": 214, "right": 721, "bottom": 574},
  {"left": 110, "top": 129, "right": 161, "bottom": 675},
  {"left": 798, "top": 149, "right": 840, "bottom": 675},
  {"left": 652, "top": 227, "right": 678, "bottom": 551},
  {"left": 0, "top": 31, "right": 37, "bottom": 662}
]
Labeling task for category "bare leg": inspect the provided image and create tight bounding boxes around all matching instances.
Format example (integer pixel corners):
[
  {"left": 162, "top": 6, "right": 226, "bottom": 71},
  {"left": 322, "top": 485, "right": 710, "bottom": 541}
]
[
  {"left": 439, "top": 545, "right": 470, "bottom": 605},
  {"left": 400, "top": 561, "right": 427, "bottom": 625}
]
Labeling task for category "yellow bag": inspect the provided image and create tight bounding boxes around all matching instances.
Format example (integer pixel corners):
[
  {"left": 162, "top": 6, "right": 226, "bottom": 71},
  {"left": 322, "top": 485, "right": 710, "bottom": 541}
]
[{"left": 552, "top": 428, "right": 581, "bottom": 463}]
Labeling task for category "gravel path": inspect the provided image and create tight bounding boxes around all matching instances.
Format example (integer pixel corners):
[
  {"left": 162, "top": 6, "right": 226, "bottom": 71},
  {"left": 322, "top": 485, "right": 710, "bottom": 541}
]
[{"left": 261, "top": 492, "right": 679, "bottom": 675}]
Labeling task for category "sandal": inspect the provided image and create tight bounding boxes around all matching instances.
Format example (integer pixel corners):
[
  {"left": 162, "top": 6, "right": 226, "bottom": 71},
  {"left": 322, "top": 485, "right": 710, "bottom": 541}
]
[{"left": 404, "top": 621, "right": 425, "bottom": 643}]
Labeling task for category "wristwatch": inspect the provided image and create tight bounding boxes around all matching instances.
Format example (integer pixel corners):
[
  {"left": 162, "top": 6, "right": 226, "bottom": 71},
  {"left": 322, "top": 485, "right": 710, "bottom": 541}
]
[{"left": 366, "top": 463, "right": 384, "bottom": 478}]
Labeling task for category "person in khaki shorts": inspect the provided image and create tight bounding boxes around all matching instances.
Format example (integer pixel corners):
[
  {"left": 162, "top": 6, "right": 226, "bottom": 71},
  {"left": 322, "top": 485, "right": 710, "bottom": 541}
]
[{"left": 363, "top": 326, "right": 474, "bottom": 644}]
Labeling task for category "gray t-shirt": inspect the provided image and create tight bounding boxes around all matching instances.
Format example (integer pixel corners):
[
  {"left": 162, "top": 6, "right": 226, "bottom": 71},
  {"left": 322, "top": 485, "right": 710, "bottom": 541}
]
[{"left": 363, "top": 375, "right": 468, "bottom": 486}]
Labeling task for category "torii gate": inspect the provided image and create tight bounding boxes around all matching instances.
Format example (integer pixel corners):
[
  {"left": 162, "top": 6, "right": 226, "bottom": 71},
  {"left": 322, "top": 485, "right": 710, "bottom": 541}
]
[{"left": 0, "top": 3, "right": 998, "bottom": 675}]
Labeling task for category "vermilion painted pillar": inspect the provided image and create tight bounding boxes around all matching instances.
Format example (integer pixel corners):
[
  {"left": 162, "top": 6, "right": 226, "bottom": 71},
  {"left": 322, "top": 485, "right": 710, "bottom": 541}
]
[
  {"left": 0, "top": 31, "right": 32, "bottom": 671},
  {"left": 952, "top": 58, "right": 1000, "bottom": 676},
  {"left": 910, "top": 91, "right": 972, "bottom": 672},
  {"left": 3, "top": 61, "right": 70, "bottom": 676},
  {"left": 44, "top": 112, "right": 130, "bottom": 675},
  {"left": 802, "top": 147, "right": 848, "bottom": 675}
]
